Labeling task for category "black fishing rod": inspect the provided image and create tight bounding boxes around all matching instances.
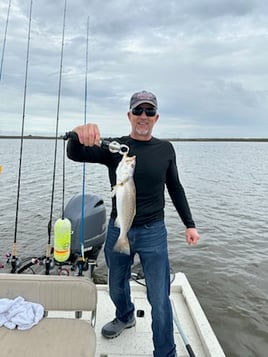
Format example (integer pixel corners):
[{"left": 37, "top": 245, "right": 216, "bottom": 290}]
[
  {"left": 11, "top": 0, "right": 33, "bottom": 273},
  {"left": 46, "top": 0, "right": 67, "bottom": 275},
  {"left": 0, "top": 0, "right": 12, "bottom": 82},
  {"left": 76, "top": 16, "right": 90, "bottom": 276},
  {"left": 59, "top": 17, "right": 92, "bottom": 276}
]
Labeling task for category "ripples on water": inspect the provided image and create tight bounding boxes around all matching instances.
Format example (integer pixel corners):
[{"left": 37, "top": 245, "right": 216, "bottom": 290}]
[{"left": 0, "top": 139, "right": 267, "bottom": 357}]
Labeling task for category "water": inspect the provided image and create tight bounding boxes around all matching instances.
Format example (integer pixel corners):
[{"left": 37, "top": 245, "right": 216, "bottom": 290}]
[{"left": 0, "top": 139, "right": 267, "bottom": 357}]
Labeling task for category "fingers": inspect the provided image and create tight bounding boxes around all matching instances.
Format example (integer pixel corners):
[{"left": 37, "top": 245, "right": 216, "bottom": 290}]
[
  {"left": 185, "top": 228, "right": 200, "bottom": 245},
  {"left": 187, "top": 236, "right": 198, "bottom": 245},
  {"left": 73, "top": 123, "right": 100, "bottom": 146}
]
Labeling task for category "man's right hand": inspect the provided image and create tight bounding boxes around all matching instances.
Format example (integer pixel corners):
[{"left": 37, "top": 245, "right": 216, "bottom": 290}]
[{"left": 73, "top": 123, "right": 100, "bottom": 146}]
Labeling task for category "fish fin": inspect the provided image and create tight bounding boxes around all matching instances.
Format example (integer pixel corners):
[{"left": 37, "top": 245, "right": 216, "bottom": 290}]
[
  {"left": 111, "top": 179, "right": 129, "bottom": 197},
  {"left": 114, "top": 217, "right": 120, "bottom": 228},
  {"left": 111, "top": 185, "right": 117, "bottom": 197},
  {"left": 113, "top": 239, "right": 131, "bottom": 255},
  {"left": 111, "top": 184, "right": 121, "bottom": 197}
]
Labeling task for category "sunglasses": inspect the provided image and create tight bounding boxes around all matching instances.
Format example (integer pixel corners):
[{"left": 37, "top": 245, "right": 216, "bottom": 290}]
[{"left": 131, "top": 107, "right": 157, "bottom": 117}]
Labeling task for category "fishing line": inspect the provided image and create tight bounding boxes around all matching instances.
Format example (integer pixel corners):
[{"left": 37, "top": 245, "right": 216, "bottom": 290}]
[
  {"left": 11, "top": 0, "right": 33, "bottom": 273},
  {"left": 0, "top": 0, "right": 11, "bottom": 82},
  {"left": 46, "top": 0, "right": 67, "bottom": 274},
  {"left": 77, "top": 16, "right": 90, "bottom": 275}
]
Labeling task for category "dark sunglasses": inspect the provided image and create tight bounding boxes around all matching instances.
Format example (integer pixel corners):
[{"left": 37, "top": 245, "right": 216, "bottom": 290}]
[{"left": 131, "top": 107, "right": 157, "bottom": 117}]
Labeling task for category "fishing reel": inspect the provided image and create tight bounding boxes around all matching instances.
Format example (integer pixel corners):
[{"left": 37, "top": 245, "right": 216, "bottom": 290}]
[{"left": 5, "top": 253, "right": 22, "bottom": 273}]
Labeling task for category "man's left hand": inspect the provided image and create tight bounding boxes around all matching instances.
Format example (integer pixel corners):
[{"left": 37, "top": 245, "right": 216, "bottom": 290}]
[{"left": 185, "top": 228, "right": 200, "bottom": 245}]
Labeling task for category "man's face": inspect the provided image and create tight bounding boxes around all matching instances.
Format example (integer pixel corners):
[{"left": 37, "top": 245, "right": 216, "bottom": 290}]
[{"left": 128, "top": 103, "right": 159, "bottom": 140}]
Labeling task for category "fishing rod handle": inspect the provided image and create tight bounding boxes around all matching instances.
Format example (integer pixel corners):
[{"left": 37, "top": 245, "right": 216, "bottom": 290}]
[
  {"left": 63, "top": 131, "right": 115, "bottom": 149},
  {"left": 63, "top": 131, "right": 79, "bottom": 141},
  {"left": 63, "top": 131, "right": 129, "bottom": 154}
]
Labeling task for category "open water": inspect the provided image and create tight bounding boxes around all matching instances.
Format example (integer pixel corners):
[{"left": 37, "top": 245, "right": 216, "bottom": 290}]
[{"left": 0, "top": 138, "right": 267, "bottom": 357}]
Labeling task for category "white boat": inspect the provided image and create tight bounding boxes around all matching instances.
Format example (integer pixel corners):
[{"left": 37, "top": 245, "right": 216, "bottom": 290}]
[{"left": 0, "top": 268, "right": 226, "bottom": 357}]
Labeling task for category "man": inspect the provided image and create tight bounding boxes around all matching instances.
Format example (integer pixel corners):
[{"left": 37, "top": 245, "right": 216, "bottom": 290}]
[{"left": 67, "top": 90, "right": 199, "bottom": 357}]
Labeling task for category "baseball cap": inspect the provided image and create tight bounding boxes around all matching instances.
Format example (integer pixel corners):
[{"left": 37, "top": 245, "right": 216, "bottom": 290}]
[{"left": 129, "top": 90, "right": 158, "bottom": 109}]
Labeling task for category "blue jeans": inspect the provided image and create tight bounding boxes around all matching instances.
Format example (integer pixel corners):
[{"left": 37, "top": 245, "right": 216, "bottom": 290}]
[{"left": 104, "top": 219, "right": 176, "bottom": 357}]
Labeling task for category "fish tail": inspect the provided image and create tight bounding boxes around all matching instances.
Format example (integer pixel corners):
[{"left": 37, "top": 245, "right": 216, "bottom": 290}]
[{"left": 113, "top": 238, "right": 131, "bottom": 255}]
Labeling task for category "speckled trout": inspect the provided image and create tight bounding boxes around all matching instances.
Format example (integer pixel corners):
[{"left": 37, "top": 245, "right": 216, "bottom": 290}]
[{"left": 111, "top": 153, "right": 136, "bottom": 255}]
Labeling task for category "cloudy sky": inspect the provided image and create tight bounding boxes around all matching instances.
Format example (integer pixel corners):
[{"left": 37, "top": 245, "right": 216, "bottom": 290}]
[{"left": 0, "top": 0, "right": 267, "bottom": 138}]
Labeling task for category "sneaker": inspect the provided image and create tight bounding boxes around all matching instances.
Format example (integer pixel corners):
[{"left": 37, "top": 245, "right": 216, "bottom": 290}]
[{"left": 101, "top": 317, "right": 136, "bottom": 338}]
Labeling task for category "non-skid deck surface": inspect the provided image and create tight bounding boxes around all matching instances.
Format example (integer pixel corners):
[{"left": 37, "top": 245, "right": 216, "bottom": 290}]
[{"left": 95, "top": 281, "right": 207, "bottom": 357}]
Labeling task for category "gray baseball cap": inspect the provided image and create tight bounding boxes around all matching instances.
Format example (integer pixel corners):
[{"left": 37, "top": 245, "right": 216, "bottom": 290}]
[{"left": 129, "top": 90, "right": 158, "bottom": 109}]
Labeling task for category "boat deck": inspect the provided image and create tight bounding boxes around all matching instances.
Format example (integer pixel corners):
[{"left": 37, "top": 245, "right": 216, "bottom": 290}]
[
  {"left": 0, "top": 264, "right": 225, "bottom": 356},
  {"left": 95, "top": 273, "right": 225, "bottom": 357}
]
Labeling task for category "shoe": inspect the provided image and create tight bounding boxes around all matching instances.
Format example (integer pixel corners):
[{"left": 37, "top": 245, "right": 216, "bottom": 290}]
[{"left": 101, "top": 317, "right": 136, "bottom": 338}]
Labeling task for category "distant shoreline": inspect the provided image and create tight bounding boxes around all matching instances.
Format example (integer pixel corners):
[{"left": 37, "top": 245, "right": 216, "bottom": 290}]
[{"left": 0, "top": 135, "right": 268, "bottom": 142}]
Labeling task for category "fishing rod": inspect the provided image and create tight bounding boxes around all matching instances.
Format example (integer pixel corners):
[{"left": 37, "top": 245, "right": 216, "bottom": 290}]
[
  {"left": 53, "top": 15, "right": 91, "bottom": 276},
  {"left": 0, "top": 0, "right": 11, "bottom": 82},
  {"left": 46, "top": 0, "right": 67, "bottom": 275},
  {"left": 11, "top": 0, "right": 33, "bottom": 273},
  {"left": 76, "top": 16, "right": 90, "bottom": 276}
]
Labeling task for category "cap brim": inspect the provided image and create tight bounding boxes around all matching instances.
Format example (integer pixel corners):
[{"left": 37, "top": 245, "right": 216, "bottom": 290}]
[{"left": 130, "top": 100, "right": 157, "bottom": 109}]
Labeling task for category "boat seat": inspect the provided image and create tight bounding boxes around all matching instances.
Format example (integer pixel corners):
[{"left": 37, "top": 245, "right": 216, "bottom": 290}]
[{"left": 0, "top": 273, "right": 97, "bottom": 357}]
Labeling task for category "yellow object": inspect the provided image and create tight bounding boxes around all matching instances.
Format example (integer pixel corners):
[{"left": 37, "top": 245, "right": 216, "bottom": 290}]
[
  {"left": 0, "top": 165, "right": 2, "bottom": 174},
  {"left": 54, "top": 218, "right": 71, "bottom": 262}
]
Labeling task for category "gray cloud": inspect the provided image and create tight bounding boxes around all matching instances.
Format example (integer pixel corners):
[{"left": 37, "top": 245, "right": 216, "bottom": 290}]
[{"left": 0, "top": 0, "right": 267, "bottom": 137}]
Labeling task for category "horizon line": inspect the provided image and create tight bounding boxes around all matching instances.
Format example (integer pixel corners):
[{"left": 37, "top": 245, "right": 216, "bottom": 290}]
[{"left": 0, "top": 135, "right": 267, "bottom": 142}]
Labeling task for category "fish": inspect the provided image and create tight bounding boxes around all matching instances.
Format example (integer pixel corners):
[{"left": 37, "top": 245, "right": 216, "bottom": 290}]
[{"left": 111, "top": 153, "right": 136, "bottom": 255}]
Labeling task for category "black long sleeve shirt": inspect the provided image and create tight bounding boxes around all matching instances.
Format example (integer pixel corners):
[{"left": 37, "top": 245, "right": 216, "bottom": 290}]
[{"left": 67, "top": 136, "right": 195, "bottom": 228}]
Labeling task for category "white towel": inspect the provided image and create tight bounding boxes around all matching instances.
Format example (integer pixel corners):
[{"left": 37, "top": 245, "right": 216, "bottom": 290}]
[{"left": 0, "top": 296, "right": 44, "bottom": 330}]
